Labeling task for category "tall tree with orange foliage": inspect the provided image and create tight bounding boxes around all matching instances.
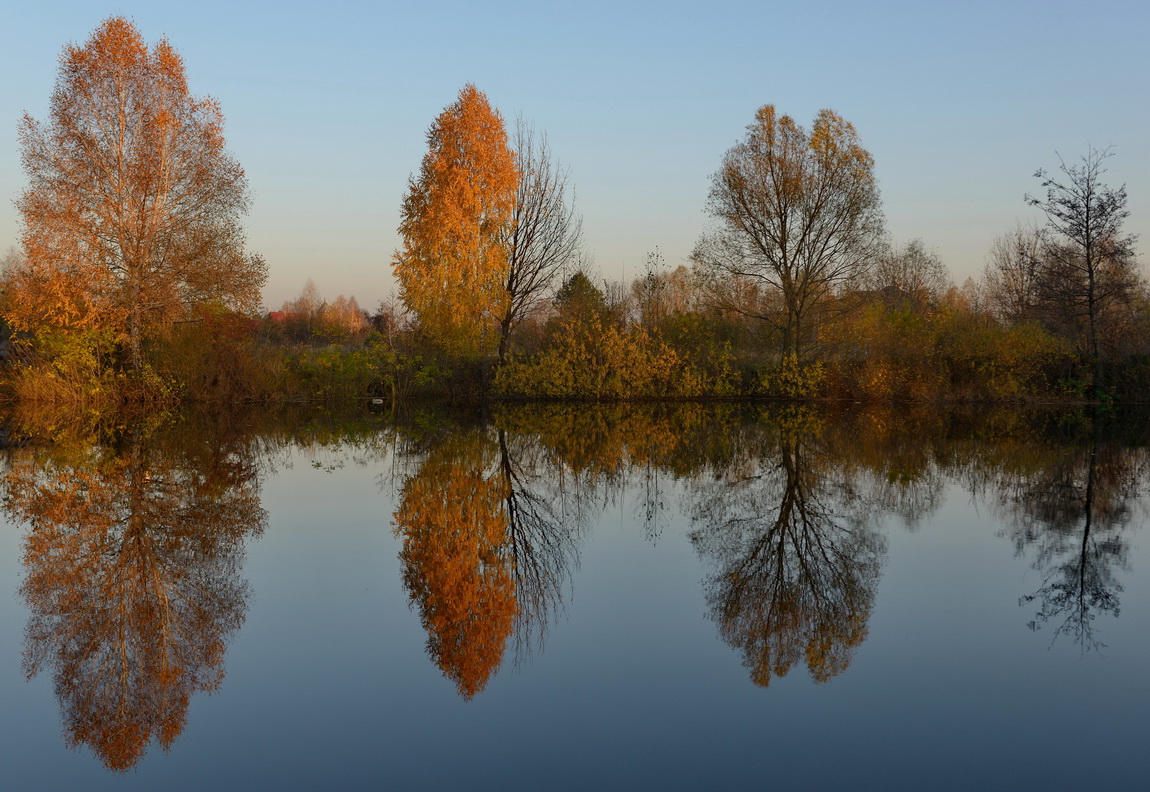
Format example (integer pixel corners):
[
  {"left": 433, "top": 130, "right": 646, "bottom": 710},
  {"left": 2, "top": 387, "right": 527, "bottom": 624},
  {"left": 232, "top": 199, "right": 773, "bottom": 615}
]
[
  {"left": 11, "top": 17, "right": 265, "bottom": 370},
  {"left": 394, "top": 85, "right": 517, "bottom": 359}
]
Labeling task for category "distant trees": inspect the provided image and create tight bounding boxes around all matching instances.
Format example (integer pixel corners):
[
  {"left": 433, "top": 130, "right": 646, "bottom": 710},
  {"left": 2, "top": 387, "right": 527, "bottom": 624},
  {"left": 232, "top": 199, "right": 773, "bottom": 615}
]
[
  {"left": 10, "top": 17, "right": 265, "bottom": 371},
  {"left": 394, "top": 84, "right": 518, "bottom": 359},
  {"left": 864, "top": 239, "right": 950, "bottom": 312},
  {"left": 983, "top": 224, "right": 1044, "bottom": 325},
  {"left": 277, "top": 280, "right": 368, "bottom": 342},
  {"left": 693, "top": 105, "right": 884, "bottom": 363}
]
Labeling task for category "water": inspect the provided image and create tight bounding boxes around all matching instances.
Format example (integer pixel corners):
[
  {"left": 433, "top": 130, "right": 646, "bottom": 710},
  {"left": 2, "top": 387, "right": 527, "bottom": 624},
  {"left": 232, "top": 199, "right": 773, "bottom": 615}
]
[{"left": 0, "top": 403, "right": 1146, "bottom": 790}]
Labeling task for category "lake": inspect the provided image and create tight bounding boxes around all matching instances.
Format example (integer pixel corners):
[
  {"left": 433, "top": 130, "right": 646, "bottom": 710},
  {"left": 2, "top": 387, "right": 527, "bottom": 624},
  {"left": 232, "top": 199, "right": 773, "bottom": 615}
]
[{"left": 0, "top": 402, "right": 1147, "bottom": 791}]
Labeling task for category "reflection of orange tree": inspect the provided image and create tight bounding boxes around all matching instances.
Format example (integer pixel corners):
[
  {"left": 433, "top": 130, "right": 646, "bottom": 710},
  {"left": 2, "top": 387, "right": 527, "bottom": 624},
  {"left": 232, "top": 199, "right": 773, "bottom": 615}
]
[
  {"left": 394, "top": 426, "right": 581, "bottom": 697},
  {"left": 3, "top": 429, "right": 266, "bottom": 771},
  {"left": 395, "top": 432, "right": 516, "bottom": 699},
  {"left": 689, "top": 425, "right": 884, "bottom": 687}
]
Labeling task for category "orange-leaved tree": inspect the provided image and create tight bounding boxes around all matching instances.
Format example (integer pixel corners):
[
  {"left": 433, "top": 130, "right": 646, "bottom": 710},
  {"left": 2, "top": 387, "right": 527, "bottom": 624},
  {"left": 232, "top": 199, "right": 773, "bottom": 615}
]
[
  {"left": 394, "top": 85, "right": 517, "bottom": 360},
  {"left": 11, "top": 17, "right": 265, "bottom": 371}
]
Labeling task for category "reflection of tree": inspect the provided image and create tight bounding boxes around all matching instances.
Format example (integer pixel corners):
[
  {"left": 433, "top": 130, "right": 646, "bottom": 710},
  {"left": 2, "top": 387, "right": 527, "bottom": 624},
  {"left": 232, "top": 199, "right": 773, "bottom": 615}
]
[
  {"left": 995, "top": 425, "right": 1141, "bottom": 650},
  {"left": 2, "top": 425, "right": 266, "bottom": 771},
  {"left": 689, "top": 427, "right": 885, "bottom": 687},
  {"left": 393, "top": 427, "right": 579, "bottom": 698}
]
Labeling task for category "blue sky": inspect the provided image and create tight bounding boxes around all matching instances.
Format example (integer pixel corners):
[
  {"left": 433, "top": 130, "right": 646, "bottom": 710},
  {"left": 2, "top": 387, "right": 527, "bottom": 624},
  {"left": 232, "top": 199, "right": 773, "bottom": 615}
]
[{"left": 2, "top": 0, "right": 1147, "bottom": 310}]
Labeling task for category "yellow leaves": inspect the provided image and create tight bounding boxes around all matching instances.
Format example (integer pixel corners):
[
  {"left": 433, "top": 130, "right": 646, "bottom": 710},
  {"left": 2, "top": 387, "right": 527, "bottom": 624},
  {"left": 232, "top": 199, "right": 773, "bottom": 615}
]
[{"left": 495, "top": 315, "right": 732, "bottom": 399}]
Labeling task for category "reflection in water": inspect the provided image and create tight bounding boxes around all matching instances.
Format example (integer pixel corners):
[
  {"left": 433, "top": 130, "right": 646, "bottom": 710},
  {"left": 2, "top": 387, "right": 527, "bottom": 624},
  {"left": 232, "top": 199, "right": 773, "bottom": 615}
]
[
  {"left": 992, "top": 423, "right": 1144, "bottom": 650},
  {"left": 2, "top": 419, "right": 266, "bottom": 771},
  {"left": 688, "top": 416, "right": 886, "bottom": 687},
  {"left": 393, "top": 425, "right": 580, "bottom": 698}
]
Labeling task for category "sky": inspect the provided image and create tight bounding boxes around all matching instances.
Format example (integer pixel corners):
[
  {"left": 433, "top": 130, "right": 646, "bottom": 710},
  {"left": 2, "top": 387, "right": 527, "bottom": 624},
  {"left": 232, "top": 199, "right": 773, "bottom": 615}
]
[{"left": 1, "top": 0, "right": 1147, "bottom": 312}]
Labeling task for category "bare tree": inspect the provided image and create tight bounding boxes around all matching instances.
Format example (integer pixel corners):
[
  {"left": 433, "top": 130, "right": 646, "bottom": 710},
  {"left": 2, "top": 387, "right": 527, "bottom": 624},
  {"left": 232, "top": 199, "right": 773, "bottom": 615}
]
[
  {"left": 498, "top": 120, "right": 583, "bottom": 364},
  {"left": 865, "top": 238, "right": 950, "bottom": 311},
  {"left": 1026, "top": 146, "right": 1139, "bottom": 397},
  {"left": 693, "top": 105, "right": 884, "bottom": 362}
]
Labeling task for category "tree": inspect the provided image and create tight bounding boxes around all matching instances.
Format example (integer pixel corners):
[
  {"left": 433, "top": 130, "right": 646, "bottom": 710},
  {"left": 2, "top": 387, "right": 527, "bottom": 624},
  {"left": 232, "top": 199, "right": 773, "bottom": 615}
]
[
  {"left": 393, "top": 430, "right": 516, "bottom": 699},
  {"left": 11, "top": 17, "right": 266, "bottom": 370},
  {"left": 1026, "top": 147, "right": 1139, "bottom": 397},
  {"left": 693, "top": 105, "right": 883, "bottom": 363},
  {"left": 552, "top": 270, "right": 608, "bottom": 327},
  {"left": 497, "top": 120, "right": 582, "bottom": 364},
  {"left": 688, "top": 421, "right": 885, "bottom": 687},
  {"left": 394, "top": 84, "right": 517, "bottom": 359}
]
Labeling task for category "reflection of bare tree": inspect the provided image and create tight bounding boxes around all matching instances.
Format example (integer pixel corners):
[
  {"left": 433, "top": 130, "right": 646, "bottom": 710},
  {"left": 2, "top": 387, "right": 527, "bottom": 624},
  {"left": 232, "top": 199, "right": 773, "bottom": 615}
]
[
  {"left": 995, "top": 426, "right": 1142, "bottom": 650},
  {"left": 393, "top": 427, "right": 580, "bottom": 698},
  {"left": 498, "top": 429, "right": 580, "bottom": 659},
  {"left": 2, "top": 426, "right": 266, "bottom": 771},
  {"left": 689, "top": 429, "right": 885, "bottom": 687}
]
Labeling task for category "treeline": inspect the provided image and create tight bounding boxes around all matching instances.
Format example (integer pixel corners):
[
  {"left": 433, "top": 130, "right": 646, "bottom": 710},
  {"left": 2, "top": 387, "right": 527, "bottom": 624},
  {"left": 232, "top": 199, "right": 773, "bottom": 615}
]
[
  {"left": 1, "top": 18, "right": 1145, "bottom": 405},
  {"left": 4, "top": 222, "right": 1149, "bottom": 405}
]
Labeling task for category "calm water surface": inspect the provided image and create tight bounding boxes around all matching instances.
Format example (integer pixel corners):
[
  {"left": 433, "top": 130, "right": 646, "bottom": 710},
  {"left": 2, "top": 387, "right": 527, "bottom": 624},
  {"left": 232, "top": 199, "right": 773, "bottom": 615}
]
[{"left": 0, "top": 404, "right": 1146, "bottom": 790}]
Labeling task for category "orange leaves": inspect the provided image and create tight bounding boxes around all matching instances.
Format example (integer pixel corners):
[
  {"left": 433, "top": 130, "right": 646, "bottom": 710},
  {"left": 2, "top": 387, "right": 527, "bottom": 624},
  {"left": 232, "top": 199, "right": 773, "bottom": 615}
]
[
  {"left": 4, "top": 429, "right": 266, "bottom": 770},
  {"left": 11, "top": 16, "right": 264, "bottom": 367},
  {"left": 394, "top": 84, "right": 517, "bottom": 358},
  {"left": 394, "top": 431, "right": 516, "bottom": 698}
]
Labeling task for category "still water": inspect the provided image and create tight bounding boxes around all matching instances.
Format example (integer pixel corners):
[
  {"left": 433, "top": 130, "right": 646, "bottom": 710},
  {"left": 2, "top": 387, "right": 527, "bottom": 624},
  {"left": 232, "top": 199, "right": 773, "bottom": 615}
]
[{"left": 0, "top": 403, "right": 1146, "bottom": 790}]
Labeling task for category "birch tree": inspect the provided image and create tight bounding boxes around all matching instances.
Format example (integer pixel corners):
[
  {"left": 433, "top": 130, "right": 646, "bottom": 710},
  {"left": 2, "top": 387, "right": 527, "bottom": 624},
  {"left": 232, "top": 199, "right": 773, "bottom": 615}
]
[{"left": 11, "top": 17, "right": 265, "bottom": 370}]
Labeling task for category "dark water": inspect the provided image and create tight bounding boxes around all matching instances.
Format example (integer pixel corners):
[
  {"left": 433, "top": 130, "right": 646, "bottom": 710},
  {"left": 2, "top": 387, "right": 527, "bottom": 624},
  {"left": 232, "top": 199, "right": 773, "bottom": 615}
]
[{"left": 0, "top": 403, "right": 1147, "bottom": 791}]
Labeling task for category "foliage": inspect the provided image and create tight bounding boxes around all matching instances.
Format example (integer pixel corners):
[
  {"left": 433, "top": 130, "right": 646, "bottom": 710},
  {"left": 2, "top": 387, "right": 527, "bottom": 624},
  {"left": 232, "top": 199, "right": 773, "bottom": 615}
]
[
  {"left": 1, "top": 417, "right": 266, "bottom": 770},
  {"left": 394, "top": 85, "right": 517, "bottom": 359},
  {"left": 495, "top": 314, "right": 734, "bottom": 399},
  {"left": 758, "top": 354, "right": 826, "bottom": 399},
  {"left": 393, "top": 430, "right": 516, "bottom": 698}
]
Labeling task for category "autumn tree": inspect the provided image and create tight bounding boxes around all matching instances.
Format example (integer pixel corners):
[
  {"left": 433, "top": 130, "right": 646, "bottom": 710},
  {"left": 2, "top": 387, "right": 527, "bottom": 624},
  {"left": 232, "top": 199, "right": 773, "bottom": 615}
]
[
  {"left": 11, "top": 17, "right": 266, "bottom": 371},
  {"left": 496, "top": 120, "right": 583, "bottom": 364},
  {"left": 394, "top": 85, "right": 517, "bottom": 359},
  {"left": 1026, "top": 147, "right": 1139, "bottom": 397},
  {"left": 693, "top": 105, "right": 883, "bottom": 363},
  {"left": 983, "top": 223, "right": 1044, "bottom": 325}
]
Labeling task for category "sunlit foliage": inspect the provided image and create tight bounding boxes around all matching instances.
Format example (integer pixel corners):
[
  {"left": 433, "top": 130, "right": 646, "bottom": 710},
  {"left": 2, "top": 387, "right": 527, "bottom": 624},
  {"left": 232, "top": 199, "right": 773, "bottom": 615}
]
[
  {"left": 10, "top": 17, "right": 265, "bottom": 371},
  {"left": 694, "top": 105, "right": 883, "bottom": 363},
  {"left": 394, "top": 85, "right": 517, "bottom": 359}
]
